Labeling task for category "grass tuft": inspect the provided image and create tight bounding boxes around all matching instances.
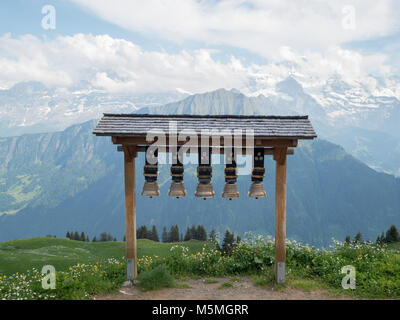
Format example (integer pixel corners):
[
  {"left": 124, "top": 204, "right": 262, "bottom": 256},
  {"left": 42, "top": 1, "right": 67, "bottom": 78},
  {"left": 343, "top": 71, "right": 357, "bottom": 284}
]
[
  {"left": 289, "top": 279, "right": 326, "bottom": 292},
  {"left": 136, "top": 265, "right": 175, "bottom": 291},
  {"left": 204, "top": 278, "right": 219, "bottom": 284},
  {"left": 218, "top": 281, "right": 234, "bottom": 289},
  {"left": 251, "top": 267, "right": 275, "bottom": 288},
  {"left": 230, "top": 277, "right": 243, "bottom": 282}
]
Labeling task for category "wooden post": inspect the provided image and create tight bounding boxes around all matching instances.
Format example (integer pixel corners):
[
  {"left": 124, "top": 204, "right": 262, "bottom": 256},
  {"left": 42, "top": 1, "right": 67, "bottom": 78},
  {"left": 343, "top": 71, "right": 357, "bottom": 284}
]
[
  {"left": 273, "top": 146, "right": 287, "bottom": 284},
  {"left": 123, "top": 145, "right": 137, "bottom": 283}
]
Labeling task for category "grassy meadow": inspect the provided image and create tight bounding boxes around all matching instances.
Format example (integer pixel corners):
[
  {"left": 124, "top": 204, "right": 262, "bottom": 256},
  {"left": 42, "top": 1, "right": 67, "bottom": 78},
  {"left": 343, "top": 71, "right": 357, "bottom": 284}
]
[
  {"left": 0, "top": 237, "right": 208, "bottom": 275},
  {"left": 0, "top": 236, "right": 399, "bottom": 300}
]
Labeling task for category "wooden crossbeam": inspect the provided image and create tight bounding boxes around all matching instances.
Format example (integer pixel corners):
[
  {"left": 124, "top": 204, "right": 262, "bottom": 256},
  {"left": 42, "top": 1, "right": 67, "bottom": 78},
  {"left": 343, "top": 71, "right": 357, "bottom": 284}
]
[
  {"left": 112, "top": 136, "right": 298, "bottom": 148},
  {"left": 116, "top": 145, "right": 295, "bottom": 155}
]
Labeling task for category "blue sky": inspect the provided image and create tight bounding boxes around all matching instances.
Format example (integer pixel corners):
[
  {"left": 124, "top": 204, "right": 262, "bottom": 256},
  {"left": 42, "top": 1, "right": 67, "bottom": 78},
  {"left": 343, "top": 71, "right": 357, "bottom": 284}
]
[
  {"left": 1, "top": 1, "right": 398, "bottom": 54},
  {"left": 0, "top": 1, "right": 147, "bottom": 44},
  {"left": 0, "top": 0, "right": 399, "bottom": 94},
  {"left": 0, "top": 0, "right": 270, "bottom": 64}
]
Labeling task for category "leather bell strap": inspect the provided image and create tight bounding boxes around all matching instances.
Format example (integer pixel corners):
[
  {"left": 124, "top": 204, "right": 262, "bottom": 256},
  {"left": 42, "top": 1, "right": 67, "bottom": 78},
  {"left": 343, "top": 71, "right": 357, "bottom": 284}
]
[
  {"left": 224, "top": 167, "right": 238, "bottom": 182},
  {"left": 171, "top": 164, "right": 184, "bottom": 182},
  {"left": 197, "top": 165, "right": 212, "bottom": 181},
  {"left": 251, "top": 167, "right": 265, "bottom": 182},
  {"left": 144, "top": 164, "right": 158, "bottom": 182}
]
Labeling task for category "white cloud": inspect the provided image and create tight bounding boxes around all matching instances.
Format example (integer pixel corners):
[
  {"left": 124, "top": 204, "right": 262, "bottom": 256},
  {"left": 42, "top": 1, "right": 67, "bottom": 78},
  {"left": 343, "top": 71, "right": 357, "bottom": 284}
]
[
  {"left": 71, "top": 0, "right": 400, "bottom": 57},
  {"left": 0, "top": 33, "right": 396, "bottom": 98},
  {"left": 0, "top": 1, "right": 398, "bottom": 96},
  {"left": 0, "top": 33, "right": 247, "bottom": 93}
]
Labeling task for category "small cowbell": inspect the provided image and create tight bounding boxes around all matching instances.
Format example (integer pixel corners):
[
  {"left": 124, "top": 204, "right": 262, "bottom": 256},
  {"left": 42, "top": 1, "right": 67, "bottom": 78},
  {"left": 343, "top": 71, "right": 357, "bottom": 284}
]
[
  {"left": 222, "top": 182, "right": 239, "bottom": 200},
  {"left": 141, "top": 181, "right": 160, "bottom": 198},
  {"left": 248, "top": 182, "right": 266, "bottom": 199},
  {"left": 194, "top": 182, "right": 215, "bottom": 200},
  {"left": 168, "top": 181, "right": 187, "bottom": 198}
]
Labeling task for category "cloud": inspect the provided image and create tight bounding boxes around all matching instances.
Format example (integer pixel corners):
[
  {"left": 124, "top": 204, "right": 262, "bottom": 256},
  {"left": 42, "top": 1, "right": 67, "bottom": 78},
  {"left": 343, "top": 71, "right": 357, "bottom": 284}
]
[
  {"left": 0, "top": 33, "right": 248, "bottom": 93},
  {"left": 71, "top": 0, "right": 400, "bottom": 57},
  {"left": 0, "top": 33, "right": 396, "bottom": 98}
]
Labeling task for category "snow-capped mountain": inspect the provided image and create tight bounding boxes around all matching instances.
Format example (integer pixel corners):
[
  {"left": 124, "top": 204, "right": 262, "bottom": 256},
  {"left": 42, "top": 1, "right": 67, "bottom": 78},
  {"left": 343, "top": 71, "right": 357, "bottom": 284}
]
[
  {"left": 308, "top": 75, "right": 400, "bottom": 139},
  {"left": 1, "top": 74, "right": 399, "bottom": 175},
  {"left": 137, "top": 75, "right": 400, "bottom": 176},
  {"left": 256, "top": 75, "right": 400, "bottom": 175},
  {"left": 246, "top": 74, "right": 400, "bottom": 139},
  {"left": 0, "top": 81, "right": 188, "bottom": 137}
]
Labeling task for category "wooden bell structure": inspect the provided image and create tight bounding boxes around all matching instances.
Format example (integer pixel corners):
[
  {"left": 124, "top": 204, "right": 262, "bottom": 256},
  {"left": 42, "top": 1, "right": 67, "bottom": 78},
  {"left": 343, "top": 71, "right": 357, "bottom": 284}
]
[
  {"left": 141, "top": 146, "right": 160, "bottom": 198},
  {"left": 222, "top": 148, "right": 239, "bottom": 200},
  {"left": 248, "top": 147, "right": 266, "bottom": 199},
  {"left": 194, "top": 147, "right": 215, "bottom": 199},
  {"left": 168, "top": 148, "right": 186, "bottom": 198},
  {"left": 94, "top": 113, "right": 318, "bottom": 285}
]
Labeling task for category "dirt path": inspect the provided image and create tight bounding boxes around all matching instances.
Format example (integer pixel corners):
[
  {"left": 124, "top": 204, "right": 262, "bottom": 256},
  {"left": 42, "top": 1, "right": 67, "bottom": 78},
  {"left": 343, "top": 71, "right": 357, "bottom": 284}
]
[{"left": 95, "top": 276, "right": 353, "bottom": 300}]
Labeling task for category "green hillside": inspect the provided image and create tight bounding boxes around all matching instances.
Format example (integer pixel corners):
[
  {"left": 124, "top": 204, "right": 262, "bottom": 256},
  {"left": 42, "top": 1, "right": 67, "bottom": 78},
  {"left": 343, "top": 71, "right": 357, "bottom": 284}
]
[{"left": 0, "top": 237, "right": 207, "bottom": 276}]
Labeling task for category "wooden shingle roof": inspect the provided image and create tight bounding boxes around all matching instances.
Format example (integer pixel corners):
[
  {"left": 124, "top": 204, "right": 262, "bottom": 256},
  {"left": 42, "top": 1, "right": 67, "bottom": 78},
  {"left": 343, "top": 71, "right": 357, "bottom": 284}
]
[{"left": 93, "top": 114, "right": 317, "bottom": 139}]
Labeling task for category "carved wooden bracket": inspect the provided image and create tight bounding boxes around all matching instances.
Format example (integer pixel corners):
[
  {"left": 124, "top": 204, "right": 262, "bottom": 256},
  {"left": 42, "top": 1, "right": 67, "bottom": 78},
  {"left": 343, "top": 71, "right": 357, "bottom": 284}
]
[
  {"left": 273, "top": 146, "right": 288, "bottom": 165},
  {"left": 123, "top": 145, "right": 137, "bottom": 161}
]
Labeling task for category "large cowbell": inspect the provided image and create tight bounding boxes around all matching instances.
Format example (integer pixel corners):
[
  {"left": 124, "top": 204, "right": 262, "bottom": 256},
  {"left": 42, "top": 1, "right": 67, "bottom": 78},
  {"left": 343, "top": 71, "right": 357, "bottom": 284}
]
[
  {"left": 222, "top": 148, "right": 239, "bottom": 200},
  {"left": 195, "top": 147, "right": 215, "bottom": 199},
  {"left": 248, "top": 181, "right": 266, "bottom": 199},
  {"left": 141, "top": 181, "right": 160, "bottom": 198},
  {"left": 248, "top": 148, "right": 266, "bottom": 199},
  {"left": 141, "top": 146, "right": 160, "bottom": 198},
  {"left": 168, "top": 149, "right": 187, "bottom": 198}
]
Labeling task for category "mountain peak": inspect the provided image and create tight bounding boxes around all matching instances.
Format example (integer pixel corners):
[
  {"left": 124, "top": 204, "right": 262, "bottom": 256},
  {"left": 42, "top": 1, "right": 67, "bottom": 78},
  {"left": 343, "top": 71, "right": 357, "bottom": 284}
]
[
  {"left": 276, "top": 76, "right": 304, "bottom": 95},
  {"left": 7, "top": 81, "right": 48, "bottom": 94},
  {"left": 194, "top": 87, "right": 242, "bottom": 97},
  {"left": 230, "top": 88, "right": 242, "bottom": 94},
  {"left": 140, "top": 88, "right": 260, "bottom": 116}
]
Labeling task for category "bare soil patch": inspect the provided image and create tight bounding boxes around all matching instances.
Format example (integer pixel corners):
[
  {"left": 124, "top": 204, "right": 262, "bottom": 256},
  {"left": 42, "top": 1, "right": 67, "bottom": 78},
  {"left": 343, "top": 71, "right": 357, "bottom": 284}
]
[{"left": 95, "top": 276, "right": 354, "bottom": 300}]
